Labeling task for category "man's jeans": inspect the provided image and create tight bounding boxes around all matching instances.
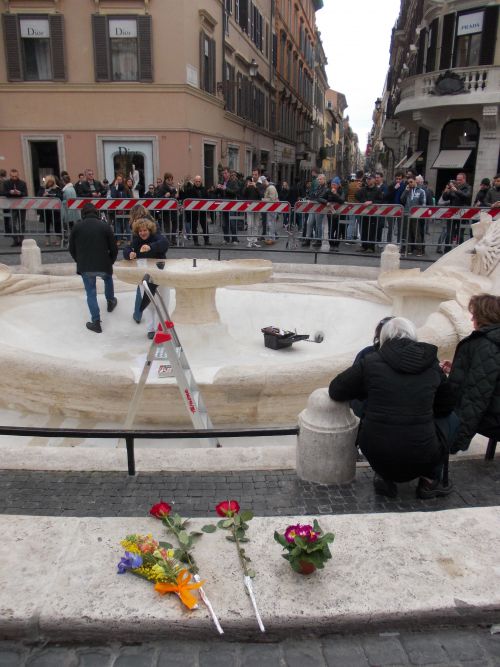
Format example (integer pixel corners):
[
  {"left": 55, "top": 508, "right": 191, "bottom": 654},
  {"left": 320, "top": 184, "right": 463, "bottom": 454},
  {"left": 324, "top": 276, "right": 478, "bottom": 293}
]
[{"left": 81, "top": 272, "right": 114, "bottom": 322}]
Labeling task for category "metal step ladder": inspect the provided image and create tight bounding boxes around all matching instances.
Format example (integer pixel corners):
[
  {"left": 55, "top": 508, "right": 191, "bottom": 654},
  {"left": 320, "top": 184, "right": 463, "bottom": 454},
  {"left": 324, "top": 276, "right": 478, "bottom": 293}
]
[{"left": 123, "top": 275, "right": 220, "bottom": 447}]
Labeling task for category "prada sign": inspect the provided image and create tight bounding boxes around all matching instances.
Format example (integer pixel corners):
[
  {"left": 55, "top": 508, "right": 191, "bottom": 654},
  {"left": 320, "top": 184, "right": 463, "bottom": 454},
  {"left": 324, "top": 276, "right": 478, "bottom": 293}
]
[
  {"left": 20, "top": 19, "right": 50, "bottom": 39},
  {"left": 457, "top": 12, "right": 483, "bottom": 36},
  {"left": 108, "top": 19, "right": 137, "bottom": 39}
]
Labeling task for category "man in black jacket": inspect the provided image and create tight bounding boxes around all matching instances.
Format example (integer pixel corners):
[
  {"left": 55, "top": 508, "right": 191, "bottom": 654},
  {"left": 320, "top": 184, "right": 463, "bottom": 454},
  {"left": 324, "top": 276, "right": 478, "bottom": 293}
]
[
  {"left": 77, "top": 169, "right": 106, "bottom": 198},
  {"left": 184, "top": 175, "right": 210, "bottom": 245},
  {"left": 440, "top": 172, "right": 472, "bottom": 252},
  {"left": 355, "top": 173, "right": 384, "bottom": 253},
  {"left": 69, "top": 203, "right": 118, "bottom": 333},
  {"left": 4, "top": 168, "right": 28, "bottom": 246}
]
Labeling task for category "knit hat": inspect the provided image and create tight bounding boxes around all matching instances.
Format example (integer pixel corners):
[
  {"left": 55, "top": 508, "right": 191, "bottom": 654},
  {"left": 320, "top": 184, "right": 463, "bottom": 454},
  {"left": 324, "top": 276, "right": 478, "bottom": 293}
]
[{"left": 481, "top": 178, "right": 491, "bottom": 186}]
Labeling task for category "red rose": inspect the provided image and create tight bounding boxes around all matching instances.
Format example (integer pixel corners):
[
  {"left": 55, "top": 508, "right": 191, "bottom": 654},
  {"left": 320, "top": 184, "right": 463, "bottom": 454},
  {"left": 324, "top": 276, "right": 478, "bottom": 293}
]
[
  {"left": 215, "top": 500, "right": 240, "bottom": 517},
  {"left": 149, "top": 502, "right": 172, "bottom": 519}
]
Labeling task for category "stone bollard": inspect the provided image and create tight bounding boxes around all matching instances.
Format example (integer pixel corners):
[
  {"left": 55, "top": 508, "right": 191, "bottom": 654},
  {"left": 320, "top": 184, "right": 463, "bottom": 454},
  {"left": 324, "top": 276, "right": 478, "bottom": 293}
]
[
  {"left": 380, "top": 243, "right": 400, "bottom": 273},
  {"left": 297, "top": 387, "right": 358, "bottom": 485},
  {"left": 20, "top": 239, "right": 42, "bottom": 274}
]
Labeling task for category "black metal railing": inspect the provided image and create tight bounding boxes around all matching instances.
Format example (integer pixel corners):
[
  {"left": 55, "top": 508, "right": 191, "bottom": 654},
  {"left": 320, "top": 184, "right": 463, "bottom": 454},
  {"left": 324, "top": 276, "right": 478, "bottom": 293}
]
[{"left": 0, "top": 425, "right": 299, "bottom": 476}]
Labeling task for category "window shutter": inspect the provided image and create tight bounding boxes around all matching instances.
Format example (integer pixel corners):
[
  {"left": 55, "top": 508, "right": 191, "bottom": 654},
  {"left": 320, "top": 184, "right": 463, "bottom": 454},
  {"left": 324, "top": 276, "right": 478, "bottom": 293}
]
[
  {"left": 415, "top": 28, "right": 426, "bottom": 75},
  {"left": 92, "top": 14, "right": 110, "bottom": 81},
  {"left": 439, "top": 13, "right": 455, "bottom": 71},
  {"left": 49, "top": 14, "right": 66, "bottom": 81},
  {"left": 208, "top": 37, "right": 216, "bottom": 94},
  {"left": 239, "top": 0, "right": 248, "bottom": 33},
  {"left": 272, "top": 32, "right": 277, "bottom": 69},
  {"left": 426, "top": 18, "right": 438, "bottom": 72},
  {"left": 137, "top": 15, "right": 153, "bottom": 82},
  {"left": 479, "top": 6, "right": 498, "bottom": 66},
  {"left": 2, "top": 14, "right": 22, "bottom": 82}
]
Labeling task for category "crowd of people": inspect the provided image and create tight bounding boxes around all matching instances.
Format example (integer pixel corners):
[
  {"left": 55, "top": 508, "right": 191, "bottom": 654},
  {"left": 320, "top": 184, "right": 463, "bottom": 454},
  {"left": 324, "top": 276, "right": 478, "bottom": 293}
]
[{"left": 1, "top": 166, "right": 499, "bottom": 253}]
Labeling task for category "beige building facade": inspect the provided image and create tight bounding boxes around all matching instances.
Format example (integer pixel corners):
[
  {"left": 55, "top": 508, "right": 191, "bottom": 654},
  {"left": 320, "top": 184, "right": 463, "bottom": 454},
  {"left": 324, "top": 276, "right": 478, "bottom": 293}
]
[
  {"left": 0, "top": 0, "right": 277, "bottom": 194},
  {"left": 378, "top": 0, "right": 499, "bottom": 195},
  {"left": 0, "top": 0, "right": 333, "bottom": 195}
]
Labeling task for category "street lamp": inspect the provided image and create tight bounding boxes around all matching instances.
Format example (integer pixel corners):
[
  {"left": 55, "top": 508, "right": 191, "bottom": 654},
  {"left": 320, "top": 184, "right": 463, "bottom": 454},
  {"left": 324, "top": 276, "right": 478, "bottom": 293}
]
[
  {"left": 217, "top": 58, "right": 259, "bottom": 93},
  {"left": 249, "top": 58, "right": 259, "bottom": 78}
]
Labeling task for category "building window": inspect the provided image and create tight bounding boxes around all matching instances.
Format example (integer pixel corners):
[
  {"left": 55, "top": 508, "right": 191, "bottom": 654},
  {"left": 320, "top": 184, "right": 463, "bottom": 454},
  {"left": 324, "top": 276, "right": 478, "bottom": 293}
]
[
  {"left": 2, "top": 13, "right": 66, "bottom": 82},
  {"left": 454, "top": 11, "right": 483, "bottom": 67},
  {"left": 223, "top": 61, "right": 235, "bottom": 112},
  {"left": 92, "top": 14, "right": 152, "bottom": 82},
  {"left": 200, "top": 32, "right": 216, "bottom": 94},
  {"left": 21, "top": 19, "right": 52, "bottom": 80},
  {"left": 109, "top": 19, "right": 138, "bottom": 81},
  {"left": 228, "top": 146, "right": 239, "bottom": 171}
]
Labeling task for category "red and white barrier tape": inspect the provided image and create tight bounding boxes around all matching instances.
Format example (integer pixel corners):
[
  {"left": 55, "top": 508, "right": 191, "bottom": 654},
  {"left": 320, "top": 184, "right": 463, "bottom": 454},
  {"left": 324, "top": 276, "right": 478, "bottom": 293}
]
[
  {"left": 65, "top": 198, "right": 179, "bottom": 211},
  {"left": 182, "top": 199, "right": 291, "bottom": 213}
]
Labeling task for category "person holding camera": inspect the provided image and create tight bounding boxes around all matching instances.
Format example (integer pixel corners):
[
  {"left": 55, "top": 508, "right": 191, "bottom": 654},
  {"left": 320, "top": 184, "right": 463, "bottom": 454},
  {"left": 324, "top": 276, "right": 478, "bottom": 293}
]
[
  {"left": 440, "top": 172, "right": 472, "bottom": 253},
  {"left": 400, "top": 175, "right": 426, "bottom": 255}
]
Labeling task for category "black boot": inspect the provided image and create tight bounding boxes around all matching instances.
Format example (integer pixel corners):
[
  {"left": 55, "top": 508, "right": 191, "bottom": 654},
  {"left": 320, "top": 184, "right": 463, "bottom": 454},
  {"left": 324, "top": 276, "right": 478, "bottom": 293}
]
[
  {"left": 107, "top": 297, "right": 118, "bottom": 312},
  {"left": 86, "top": 321, "right": 102, "bottom": 333}
]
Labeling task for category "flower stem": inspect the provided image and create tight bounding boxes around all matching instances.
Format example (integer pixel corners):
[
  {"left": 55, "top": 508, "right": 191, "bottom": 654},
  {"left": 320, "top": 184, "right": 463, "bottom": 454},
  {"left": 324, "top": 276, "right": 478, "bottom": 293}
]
[
  {"left": 232, "top": 524, "right": 249, "bottom": 577},
  {"left": 164, "top": 517, "right": 198, "bottom": 574}
]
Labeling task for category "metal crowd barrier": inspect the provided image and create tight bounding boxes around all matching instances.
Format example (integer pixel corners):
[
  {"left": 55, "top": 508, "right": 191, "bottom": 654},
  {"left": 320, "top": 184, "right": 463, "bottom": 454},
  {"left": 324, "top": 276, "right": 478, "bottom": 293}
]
[
  {"left": 293, "top": 201, "right": 404, "bottom": 252},
  {"left": 0, "top": 196, "right": 68, "bottom": 248},
  {"left": 406, "top": 205, "right": 500, "bottom": 256},
  {"left": 182, "top": 198, "right": 291, "bottom": 247},
  {"left": 2, "top": 197, "right": 498, "bottom": 256}
]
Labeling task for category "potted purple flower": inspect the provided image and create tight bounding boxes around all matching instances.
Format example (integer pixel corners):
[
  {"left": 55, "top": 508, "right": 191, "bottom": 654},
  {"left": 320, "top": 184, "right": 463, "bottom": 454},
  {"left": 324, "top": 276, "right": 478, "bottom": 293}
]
[{"left": 274, "top": 520, "right": 334, "bottom": 575}]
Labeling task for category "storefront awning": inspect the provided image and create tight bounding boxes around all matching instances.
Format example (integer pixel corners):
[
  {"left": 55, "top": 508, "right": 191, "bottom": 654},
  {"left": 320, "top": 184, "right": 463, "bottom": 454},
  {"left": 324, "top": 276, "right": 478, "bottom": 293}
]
[
  {"left": 432, "top": 149, "right": 472, "bottom": 169},
  {"left": 400, "top": 151, "right": 423, "bottom": 169},
  {"left": 394, "top": 155, "right": 408, "bottom": 168}
]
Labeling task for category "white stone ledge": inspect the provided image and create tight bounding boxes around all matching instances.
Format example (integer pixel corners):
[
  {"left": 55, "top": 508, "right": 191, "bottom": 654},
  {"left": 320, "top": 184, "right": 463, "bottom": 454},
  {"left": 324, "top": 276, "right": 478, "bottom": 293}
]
[
  {"left": 0, "top": 509, "right": 499, "bottom": 642},
  {"left": 0, "top": 442, "right": 297, "bottom": 472}
]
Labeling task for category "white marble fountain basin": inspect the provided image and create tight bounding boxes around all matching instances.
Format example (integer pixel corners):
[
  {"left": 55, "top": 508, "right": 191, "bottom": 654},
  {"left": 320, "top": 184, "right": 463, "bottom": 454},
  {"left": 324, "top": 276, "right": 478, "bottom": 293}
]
[{"left": 0, "top": 286, "right": 389, "bottom": 426}]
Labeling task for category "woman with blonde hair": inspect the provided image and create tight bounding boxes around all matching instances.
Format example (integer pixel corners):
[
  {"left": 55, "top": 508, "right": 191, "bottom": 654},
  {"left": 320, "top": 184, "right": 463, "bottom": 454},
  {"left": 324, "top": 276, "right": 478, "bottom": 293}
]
[{"left": 123, "top": 217, "right": 168, "bottom": 338}]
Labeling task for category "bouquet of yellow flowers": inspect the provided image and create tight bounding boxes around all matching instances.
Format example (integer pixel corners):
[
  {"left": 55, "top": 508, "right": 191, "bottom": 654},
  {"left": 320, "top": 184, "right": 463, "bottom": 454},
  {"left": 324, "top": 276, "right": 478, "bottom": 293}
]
[{"left": 117, "top": 533, "right": 203, "bottom": 610}]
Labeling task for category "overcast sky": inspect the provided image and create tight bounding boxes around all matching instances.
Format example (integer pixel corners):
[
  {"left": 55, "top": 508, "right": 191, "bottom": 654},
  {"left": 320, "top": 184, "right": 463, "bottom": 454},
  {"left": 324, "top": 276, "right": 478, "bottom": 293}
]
[{"left": 316, "top": 0, "right": 401, "bottom": 152}]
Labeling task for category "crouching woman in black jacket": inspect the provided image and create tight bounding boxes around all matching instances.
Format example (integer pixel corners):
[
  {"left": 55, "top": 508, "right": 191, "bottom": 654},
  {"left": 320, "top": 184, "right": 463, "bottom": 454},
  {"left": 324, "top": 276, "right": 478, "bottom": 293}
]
[{"left": 329, "top": 317, "right": 455, "bottom": 499}]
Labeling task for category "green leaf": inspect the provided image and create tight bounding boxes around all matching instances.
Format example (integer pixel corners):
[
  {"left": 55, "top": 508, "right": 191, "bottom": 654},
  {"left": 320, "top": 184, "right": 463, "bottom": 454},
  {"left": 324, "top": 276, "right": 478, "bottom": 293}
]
[
  {"left": 240, "top": 510, "right": 254, "bottom": 522},
  {"left": 178, "top": 530, "right": 190, "bottom": 546},
  {"left": 201, "top": 524, "right": 217, "bottom": 533},
  {"left": 217, "top": 519, "right": 227, "bottom": 529},
  {"left": 247, "top": 568, "right": 256, "bottom": 578},
  {"left": 158, "top": 541, "right": 173, "bottom": 550},
  {"left": 189, "top": 530, "right": 202, "bottom": 537},
  {"left": 222, "top": 518, "right": 234, "bottom": 528},
  {"left": 235, "top": 527, "right": 246, "bottom": 539},
  {"left": 226, "top": 535, "right": 236, "bottom": 542},
  {"left": 274, "top": 532, "right": 288, "bottom": 548},
  {"left": 239, "top": 537, "right": 249, "bottom": 543}
]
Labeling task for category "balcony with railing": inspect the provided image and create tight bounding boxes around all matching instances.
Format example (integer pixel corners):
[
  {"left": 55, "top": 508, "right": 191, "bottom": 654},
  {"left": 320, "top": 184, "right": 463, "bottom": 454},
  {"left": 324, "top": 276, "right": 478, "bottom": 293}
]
[{"left": 395, "top": 65, "right": 499, "bottom": 115}]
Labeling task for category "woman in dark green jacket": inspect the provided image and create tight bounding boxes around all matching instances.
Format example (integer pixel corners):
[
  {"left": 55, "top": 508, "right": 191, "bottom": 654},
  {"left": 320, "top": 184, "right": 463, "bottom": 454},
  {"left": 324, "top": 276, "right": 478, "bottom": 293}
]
[{"left": 447, "top": 294, "right": 500, "bottom": 453}]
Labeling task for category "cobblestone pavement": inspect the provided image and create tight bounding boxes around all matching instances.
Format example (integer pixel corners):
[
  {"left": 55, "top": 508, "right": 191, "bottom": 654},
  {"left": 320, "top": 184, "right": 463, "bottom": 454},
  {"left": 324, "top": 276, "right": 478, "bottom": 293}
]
[
  {"left": 1, "top": 626, "right": 500, "bottom": 666},
  {"left": 0, "top": 459, "right": 498, "bottom": 518}
]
